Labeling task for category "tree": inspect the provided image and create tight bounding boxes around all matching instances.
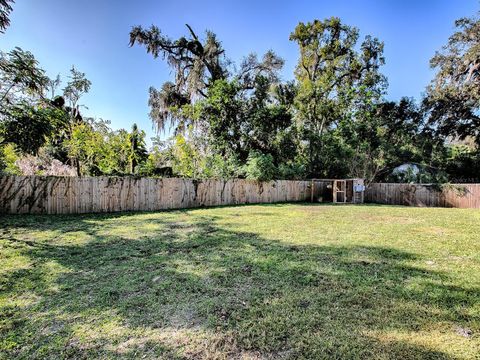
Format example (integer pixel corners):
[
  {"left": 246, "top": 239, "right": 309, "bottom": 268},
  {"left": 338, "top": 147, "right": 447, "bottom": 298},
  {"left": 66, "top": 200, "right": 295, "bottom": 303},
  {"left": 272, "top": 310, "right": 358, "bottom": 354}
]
[
  {"left": 0, "top": 102, "right": 67, "bottom": 155},
  {"left": 327, "top": 98, "right": 434, "bottom": 183},
  {"left": 62, "top": 118, "right": 152, "bottom": 176},
  {"left": 201, "top": 75, "right": 296, "bottom": 167},
  {"left": 0, "top": 47, "right": 49, "bottom": 107},
  {"left": 129, "top": 24, "right": 285, "bottom": 135},
  {"left": 243, "top": 76, "right": 294, "bottom": 161},
  {"left": 136, "top": 137, "right": 173, "bottom": 177},
  {"left": 0, "top": 0, "right": 14, "bottom": 34},
  {"left": 64, "top": 120, "right": 104, "bottom": 176},
  {"left": 63, "top": 66, "right": 91, "bottom": 124},
  {"left": 61, "top": 66, "right": 91, "bottom": 174},
  {"left": 290, "top": 17, "right": 387, "bottom": 176},
  {"left": 425, "top": 12, "right": 480, "bottom": 145},
  {"left": 130, "top": 23, "right": 293, "bottom": 177},
  {"left": 0, "top": 49, "right": 80, "bottom": 172},
  {"left": 104, "top": 129, "right": 131, "bottom": 175},
  {"left": 201, "top": 79, "right": 244, "bottom": 159},
  {"left": 169, "top": 133, "right": 202, "bottom": 178},
  {"left": 128, "top": 123, "right": 147, "bottom": 174},
  {"left": 129, "top": 24, "right": 228, "bottom": 132}
]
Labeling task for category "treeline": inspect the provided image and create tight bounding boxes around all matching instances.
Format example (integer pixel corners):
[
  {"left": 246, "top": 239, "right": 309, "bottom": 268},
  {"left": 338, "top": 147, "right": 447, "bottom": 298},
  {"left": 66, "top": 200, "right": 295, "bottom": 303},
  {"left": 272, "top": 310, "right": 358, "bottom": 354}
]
[
  {"left": 0, "top": 50, "right": 149, "bottom": 177},
  {"left": 1, "top": 7, "right": 480, "bottom": 182}
]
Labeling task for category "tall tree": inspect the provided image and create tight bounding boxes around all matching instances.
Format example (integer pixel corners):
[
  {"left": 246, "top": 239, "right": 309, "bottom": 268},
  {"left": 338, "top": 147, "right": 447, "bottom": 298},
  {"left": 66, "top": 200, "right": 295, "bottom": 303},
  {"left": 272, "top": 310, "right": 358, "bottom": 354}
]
[
  {"left": 290, "top": 17, "right": 386, "bottom": 175},
  {"left": 426, "top": 12, "right": 480, "bottom": 145},
  {"left": 129, "top": 24, "right": 228, "bottom": 132},
  {"left": 0, "top": 47, "right": 49, "bottom": 107},
  {"left": 0, "top": 48, "right": 68, "bottom": 157},
  {"left": 62, "top": 66, "right": 91, "bottom": 174},
  {"left": 129, "top": 24, "right": 284, "bottom": 134},
  {"left": 63, "top": 66, "right": 91, "bottom": 124}
]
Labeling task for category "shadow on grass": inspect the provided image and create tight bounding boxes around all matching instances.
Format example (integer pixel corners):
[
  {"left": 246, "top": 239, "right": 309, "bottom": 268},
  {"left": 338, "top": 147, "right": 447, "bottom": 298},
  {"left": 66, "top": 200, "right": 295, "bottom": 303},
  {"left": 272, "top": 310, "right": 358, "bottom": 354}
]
[{"left": 1, "top": 210, "right": 478, "bottom": 359}]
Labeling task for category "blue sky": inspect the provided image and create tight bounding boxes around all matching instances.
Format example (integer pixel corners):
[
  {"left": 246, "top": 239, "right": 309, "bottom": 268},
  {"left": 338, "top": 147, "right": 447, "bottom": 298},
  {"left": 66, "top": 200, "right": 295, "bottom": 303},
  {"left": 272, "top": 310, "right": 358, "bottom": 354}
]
[{"left": 1, "top": 0, "right": 478, "bottom": 144}]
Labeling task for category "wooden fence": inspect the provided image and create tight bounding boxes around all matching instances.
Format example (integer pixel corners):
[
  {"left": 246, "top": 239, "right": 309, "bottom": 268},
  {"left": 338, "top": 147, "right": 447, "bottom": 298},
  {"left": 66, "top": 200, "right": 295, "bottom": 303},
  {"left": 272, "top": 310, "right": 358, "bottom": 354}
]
[
  {"left": 365, "top": 183, "right": 480, "bottom": 208},
  {"left": 0, "top": 176, "right": 324, "bottom": 215},
  {"left": 2, "top": 177, "right": 479, "bottom": 214}
]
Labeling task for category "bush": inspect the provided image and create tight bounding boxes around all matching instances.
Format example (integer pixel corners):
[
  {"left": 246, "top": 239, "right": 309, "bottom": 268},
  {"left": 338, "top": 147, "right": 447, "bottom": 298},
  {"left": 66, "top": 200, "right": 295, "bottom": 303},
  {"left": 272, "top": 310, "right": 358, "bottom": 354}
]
[
  {"left": 278, "top": 162, "right": 306, "bottom": 180},
  {"left": 244, "top": 151, "right": 277, "bottom": 181},
  {"left": 0, "top": 144, "right": 21, "bottom": 175},
  {"left": 387, "top": 163, "right": 448, "bottom": 184}
]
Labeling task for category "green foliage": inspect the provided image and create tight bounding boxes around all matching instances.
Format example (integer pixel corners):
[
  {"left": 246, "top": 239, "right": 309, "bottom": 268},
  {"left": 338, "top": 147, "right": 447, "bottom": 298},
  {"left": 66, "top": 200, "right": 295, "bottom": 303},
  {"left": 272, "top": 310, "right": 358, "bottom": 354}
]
[
  {"left": 278, "top": 161, "right": 306, "bottom": 180},
  {"left": 0, "top": 0, "right": 14, "bottom": 33},
  {"left": 170, "top": 134, "right": 201, "bottom": 178},
  {"left": 206, "top": 153, "right": 241, "bottom": 179},
  {"left": 128, "top": 123, "right": 148, "bottom": 174},
  {"left": 0, "top": 49, "right": 93, "bottom": 175},
  {"left": 290, "top": 17, "right": 387, "bottom": 176},
  {"left": 426, "top": 13, "right": 480, "bottom": 146},
  {"left": 63, "top": 66, "right": 91, "bottom": 111},
  {"left": 131, "top": 18, "right": 430, "bottom": 182},
  {"left": 202, "top": 79, "right": 245, "bottom": 159},
  {"left": 422, "top": 11, "right": 480, "bottom": 179},
  {"left": 202, "top": 76, "right": 296, "bottom": 167},
  {"left": 127, "top": 16, "right": 478, "bottom": 183},
  {"left": 0, "top": 103, "right": 66, "bottom": 155},
  {"left": 99, "top": 129, "right": 129, "bottom": 175},
  {"left": 129, "top": 24, "right": 228, "bottom": 132},
  {"left": 0, "top": 142, "right": 19, "bottom": 174},
  {"left": 328, "top": 98, "right": 433, "bottom": 183},
  {"left": 243, "top": 151, "right": 277, "bottom": 181},
  {"left": 65, "top": 120, "right": 105, "bottom": 175},
  {"left": 0, "top": 47, "right": 48, "bottom": 106},
  {"left": 386, "top": 165, "right": 434, "bottom": 184},
  {"left": 136, "top": 139, "right": 173, "bottom": 177},
  {"left": 63, "top": 119, "right": 150, "bottom": 176},
  {"left": 130, "top": 23, "right": 285, "bottom": 137},
  {"left": 4, "top": 14, "right": 480, "bottom": 183},
  {"left": 443, "top": 143, "right": 480, "bottom": 182}
]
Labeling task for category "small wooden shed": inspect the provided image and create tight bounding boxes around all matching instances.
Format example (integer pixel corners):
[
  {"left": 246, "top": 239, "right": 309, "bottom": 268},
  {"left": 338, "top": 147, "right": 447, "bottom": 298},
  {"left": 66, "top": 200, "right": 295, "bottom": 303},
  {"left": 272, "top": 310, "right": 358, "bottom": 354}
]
[{"left": 310, "top": 178, "right": 365, "bottom": 204}]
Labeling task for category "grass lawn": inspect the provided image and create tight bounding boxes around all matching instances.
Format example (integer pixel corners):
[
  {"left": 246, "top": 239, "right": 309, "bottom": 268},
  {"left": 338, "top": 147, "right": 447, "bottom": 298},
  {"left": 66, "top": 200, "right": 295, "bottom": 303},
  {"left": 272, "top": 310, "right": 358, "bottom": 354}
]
[{"left": 1, "top": 204, "right": 479, "bottom": 359}]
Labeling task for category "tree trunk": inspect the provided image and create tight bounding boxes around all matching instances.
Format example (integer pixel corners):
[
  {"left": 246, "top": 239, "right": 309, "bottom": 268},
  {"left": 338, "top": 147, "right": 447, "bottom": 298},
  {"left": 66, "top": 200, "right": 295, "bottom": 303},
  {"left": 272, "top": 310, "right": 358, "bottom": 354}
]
[{"left": 131, "top": 157, "right": 137, "bottom": 175}]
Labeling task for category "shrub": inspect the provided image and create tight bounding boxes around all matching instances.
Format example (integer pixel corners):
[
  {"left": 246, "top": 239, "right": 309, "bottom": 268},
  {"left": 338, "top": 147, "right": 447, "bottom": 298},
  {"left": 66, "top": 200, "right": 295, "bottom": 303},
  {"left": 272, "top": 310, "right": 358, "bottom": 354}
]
[
  {"left": 244, "top": 151, "right": 277, "bottom": 181},
  {"left": 278, "top": 162, "right": 306, "bottom": 180},
  {"left": 0, "top": 143, "right": 20, "bottom": 175}
]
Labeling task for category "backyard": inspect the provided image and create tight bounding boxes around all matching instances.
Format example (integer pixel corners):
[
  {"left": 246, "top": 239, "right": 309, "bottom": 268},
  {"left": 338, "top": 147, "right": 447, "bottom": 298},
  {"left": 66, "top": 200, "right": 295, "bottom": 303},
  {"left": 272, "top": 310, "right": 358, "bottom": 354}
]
[{"left": 0, "top": 204, "right": 479, "bottom": 359}]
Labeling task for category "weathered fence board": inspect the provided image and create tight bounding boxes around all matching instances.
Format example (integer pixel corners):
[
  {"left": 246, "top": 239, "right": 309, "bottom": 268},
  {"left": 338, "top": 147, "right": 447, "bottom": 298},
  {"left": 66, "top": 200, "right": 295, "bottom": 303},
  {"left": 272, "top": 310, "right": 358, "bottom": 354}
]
[
  {"left": 365, "top": 183, "right": 480, "bottom": 208},
  {"left": 0, "top": 176, "right": 319, "bottom": 215}
]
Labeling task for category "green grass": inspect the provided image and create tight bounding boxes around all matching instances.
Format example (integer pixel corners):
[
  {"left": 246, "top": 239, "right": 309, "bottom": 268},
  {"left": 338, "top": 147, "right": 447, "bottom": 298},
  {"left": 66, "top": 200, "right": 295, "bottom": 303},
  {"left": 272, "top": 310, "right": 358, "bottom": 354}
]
[{"left": 1, "top": 204, "right": 479, "bottom": 359}]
